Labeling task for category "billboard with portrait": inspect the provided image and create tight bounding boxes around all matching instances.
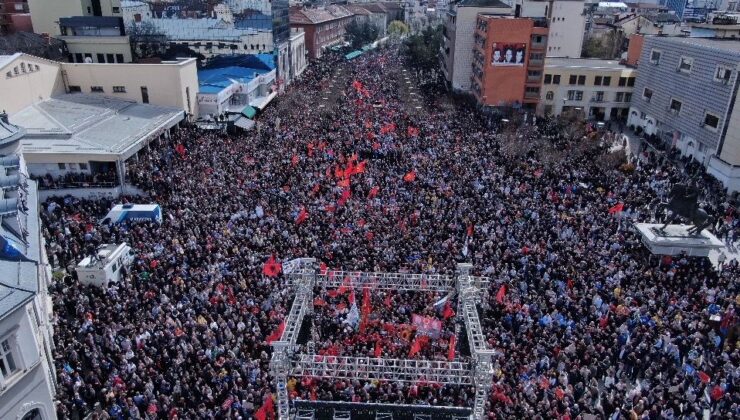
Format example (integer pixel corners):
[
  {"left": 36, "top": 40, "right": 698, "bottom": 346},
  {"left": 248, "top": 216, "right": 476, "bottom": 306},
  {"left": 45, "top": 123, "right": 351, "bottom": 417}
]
[{"left": 491, "top": 43, "right": 527, "bottom": 66}]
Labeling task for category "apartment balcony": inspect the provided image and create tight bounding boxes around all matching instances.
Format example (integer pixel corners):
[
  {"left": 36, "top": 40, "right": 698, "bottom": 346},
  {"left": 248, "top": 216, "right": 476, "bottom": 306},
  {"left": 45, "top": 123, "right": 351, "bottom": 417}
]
[
  {"left": 526, "top": 75, "right": 542, "bottom": 83},
  {"left": 528, "top": 58, "right": 543, "bottom": 67},
  {"left": 524, "top": 91, "right": 540, "bottom": 100},
  {"left": 530, "top": 42, "right": 547, "bottom": 51}
]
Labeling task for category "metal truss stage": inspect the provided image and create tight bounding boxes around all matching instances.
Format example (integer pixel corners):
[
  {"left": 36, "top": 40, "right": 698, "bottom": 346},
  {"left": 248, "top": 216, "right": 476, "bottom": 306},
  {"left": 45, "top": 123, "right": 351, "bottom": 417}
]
[
  {"left": 270, "top": 259, "right": 494, "bottom": 420},
  {"left": 293, "top": 400, "right": 472, "bottom": 420}
]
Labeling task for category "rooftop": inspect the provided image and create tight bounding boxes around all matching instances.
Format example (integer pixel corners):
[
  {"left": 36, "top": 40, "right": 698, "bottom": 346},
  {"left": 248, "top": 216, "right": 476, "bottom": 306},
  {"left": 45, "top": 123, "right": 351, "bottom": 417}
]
[
  {"left": 0, "top": 155, "right": 40, "bottom": 319},
  {"left": 545, "top": 57, "right": 633, "bottom": 70},
  {"left": 457, "top": 0, "right": 510, "bottom": 7},
  {"left": 648, "top": 36, "right": 740, "bottom": 54},
  {"left": 198, "top": 66, "right": 273, "bottom": 94},
  {"left": 143, "top": 17, "right": 269, "bottom": 42},
  {"left": 10, "top": 94, "right": 183, "bottom": 160},
  {"left": 290, "top": 5, "right": 354, "bottom": 25}
]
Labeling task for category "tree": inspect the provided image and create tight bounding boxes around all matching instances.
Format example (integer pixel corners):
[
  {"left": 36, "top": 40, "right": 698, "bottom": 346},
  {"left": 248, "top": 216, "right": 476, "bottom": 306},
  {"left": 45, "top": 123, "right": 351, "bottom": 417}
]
[
  {"left": 388, "top": 20, "right": 410, "bottom": 39},
  {"left": 345, "top": 20, "right": 380, "bottom": 49},
  {"left": 403, "top": 24, "right": 442, "bottom": 73},
  {"left": 581, "top": 30, "right": 626, "bottom": 60},
  {"left": 127, "top": 21, "right": 167, "bottom": 60}
]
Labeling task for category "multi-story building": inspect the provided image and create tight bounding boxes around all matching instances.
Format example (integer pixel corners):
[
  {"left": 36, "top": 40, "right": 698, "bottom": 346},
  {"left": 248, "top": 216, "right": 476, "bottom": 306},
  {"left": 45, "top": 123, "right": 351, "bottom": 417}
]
[
  {"left": 0, "top": 0, "right": 32, "bottom": 34},
  {"left": 471, "top": 15, "right": 548, "bottom": 109},
  {"left": 540, "top": 57, "right": 637, "bottom": 120},
  {"left": 27, "top": 0, "right": 123, "bottom": 36},
  {"left": 627, "top": 36, "right": 740, "bottom": 192},
  {"left": 0, "top": 141, "right": 57, "bottom": 420},
  {"left": 441, "top": 0, "right": 512, "bottom": 92},
  {"left": 290, "top": 5, "right": 354, "bottom": 59},
  {"left": 59, "top": 16, "right": 132, "bottom": 63},
  {"left": 547, "top": 0, "right": 586, "bottom": 57}
]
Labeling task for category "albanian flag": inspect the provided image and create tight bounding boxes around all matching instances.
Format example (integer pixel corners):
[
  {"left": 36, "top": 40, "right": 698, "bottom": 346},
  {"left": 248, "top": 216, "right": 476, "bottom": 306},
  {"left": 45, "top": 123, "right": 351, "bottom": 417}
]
[
  {"left": 495, "top": 284, "right": 507, "bottom": 304},
  {"left": 263, "top": 255, "right": 282, "bottom": 277},
  {"left": 295, "top": 206, "right": 309, "bottom": 225},
  {"left": 403, "top": 171, "right": 417, "bottom": 182},
  {"left": 448, "top": 335, "right": 456, "bottom": 361},
  {"left": 368, "top": 186, "right": 380, "bottom": 199},
  {"left": 608, "top": 202, "right": 624, "bottom": 214}
]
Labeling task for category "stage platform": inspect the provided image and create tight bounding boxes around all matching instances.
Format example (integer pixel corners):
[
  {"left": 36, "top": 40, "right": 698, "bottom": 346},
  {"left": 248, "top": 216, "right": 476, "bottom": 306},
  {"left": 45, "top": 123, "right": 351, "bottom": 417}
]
[{"left": 634, "top": 223, "right": 723, "bottom": 257}]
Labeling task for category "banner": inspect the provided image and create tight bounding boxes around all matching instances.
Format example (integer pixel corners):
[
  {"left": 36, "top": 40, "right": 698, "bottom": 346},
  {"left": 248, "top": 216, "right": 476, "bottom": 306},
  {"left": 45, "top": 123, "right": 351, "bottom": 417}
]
[
  {"left": 412, "top": 314, "right": 442, "bottom": 338},
  {"left": 492, "top": 43, "right": 526, "bottom": 66}
]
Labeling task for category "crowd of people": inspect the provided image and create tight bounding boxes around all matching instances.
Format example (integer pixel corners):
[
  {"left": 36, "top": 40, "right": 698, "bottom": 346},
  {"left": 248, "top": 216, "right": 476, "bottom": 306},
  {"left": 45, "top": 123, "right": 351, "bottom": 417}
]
[
  {"left": 32, "top": 170, "right": 118, "bottom": 190},
  {"left": 42, "top": 46, "right": 738, "bottom": 419}
]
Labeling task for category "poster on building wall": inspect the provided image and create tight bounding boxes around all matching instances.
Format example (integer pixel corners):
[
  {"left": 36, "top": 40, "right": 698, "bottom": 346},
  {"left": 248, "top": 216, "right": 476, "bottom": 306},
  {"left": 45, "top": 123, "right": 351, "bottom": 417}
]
[{"left": 491, "top": 43, "right": 526, "bottom": 66}]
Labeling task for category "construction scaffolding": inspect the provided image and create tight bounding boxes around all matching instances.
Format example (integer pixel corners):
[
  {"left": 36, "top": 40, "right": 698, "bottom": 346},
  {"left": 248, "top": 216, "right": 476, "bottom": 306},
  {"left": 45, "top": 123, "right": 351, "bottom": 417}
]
[{"left": 270, "top": 260, "right": 495, "bottom": 420}]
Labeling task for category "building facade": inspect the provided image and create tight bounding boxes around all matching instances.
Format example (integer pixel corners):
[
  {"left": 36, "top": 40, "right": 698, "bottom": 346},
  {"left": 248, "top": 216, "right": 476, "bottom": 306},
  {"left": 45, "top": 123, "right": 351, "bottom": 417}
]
[
  {"left": 627, "top": 36, "right": 740, "bottom": 191},
  {"left": 540, "top": 57, "right": 636, "bottom": 120},
  {"left": 471, "top": 15, "right": 548, "bottom": 109},
  {"left": 0, "top": 0, "right": 32, "bottom": 34},
  {"left": 59, "top": 16, "right": 132, "bottom": 63},
  {"left": 547, "top": 0, "right": 586, "bottom": 58},
  {"left": 441, "top": 0, "right": 512, "bottom": 92},
  {"left": 0, "top": 147, "right": 57, "bottom": 420},
  {"left": 28, "top": 0, "right": 123, "bottom": 36},
  {"left": 290, "top": 5, "right": 354, "bottom": 59}
]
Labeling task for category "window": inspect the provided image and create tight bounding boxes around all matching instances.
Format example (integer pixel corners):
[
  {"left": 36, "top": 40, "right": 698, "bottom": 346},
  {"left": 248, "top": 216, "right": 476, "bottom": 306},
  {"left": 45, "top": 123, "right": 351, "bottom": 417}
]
[
  {"left": 627, "top": 77, "right": 635, "bottom": 87},
  {"left": 618, "top": 77, "right": 627, "bottom": 87},
  {"left": 703, "top": 112, "right": 720, "bottom": 131},
  {"left": 616, "top": 92, "right": 625, "bottom": 102},
  {"left": 75, "top": 53, "right": 83, "bottom": 63},
  {"left": 134, "top": 13, "right": 142, "bottom": 22},
  {"left": 0, "top": 338, "right": 19, "bottom": 380},
  {"left": 5, "top": 71, "right": 10, "bottom": 78},
  {"left": 650, "top": 49, "right": 661, "bottom": 65},
  {"left": 20, "top": 63, "right": 26, "bottom": 73},
  {"left": 91, "top": 86, "right": 104, "bottom": 93},
  {"left": 577, "top": 75, "right": 586, "bottom": 85},
  {"left": 602, "top": 76, "right": 611, "bottom": 86},
  {"left": 79, "top": 162, "right": 89, "bottom": 170},
  {"left": 594, "top": 91, "right": 604, "bottom": 102},
  {"left": 553, "top": 75, "right": 561, "bottom": 85},
  {"left": 13, "top": 66, "right": 18, "bottom": 75},
  {"left": 594, "top": 76, "right": 602, "bottom": 86},
  {"left": 112, "top": 7, "right": 120, "bottom": 13},
  {"left": 544, "top": 74, "right": 552, "bottom": 84},
  {"left": 106, "top": 53, "right": 114, "bottom": 63},
  {"left": 116, "top": 54, "right": 124, "bottom": 63},
  {"left": 715, "top": 65, "right": 732, "bottom": 84},
  {"left": 569, "top": 75, "right": 577, "bottom": 85},
  {"left": 567, "top": 90, "right": 583, "bottom": 101},
  {"left": 624, "top": 93, "right": 632, "bottom": 102},
  {"left": 58, "top": 163, "right": 66, "bottom": 170},
  {"left": 69, "top": 85, "right": 81, "bottom": 93},
  {"left": 669, "top": 99, "right": 682, "bottom": 115},
  {"left": 84, "top": 53, "right": 92, "bottom": 63},
  {"left": 546, "top": 91, "right": 554, "bottom": 100},
  {"left": 643, "top": 88, "right": 653, "bottom": 102},
  {"left": 141, "top": 86, "right": 149, "bottom": 103},
  {"left": 113, "top": 86, "right": 126, "bottom": 93},
  {"left": 678, "top": 56, "right": 693, "bottom": 73},
  {"left": 21, "top": 408, "right": 43, "bottom": 420}
]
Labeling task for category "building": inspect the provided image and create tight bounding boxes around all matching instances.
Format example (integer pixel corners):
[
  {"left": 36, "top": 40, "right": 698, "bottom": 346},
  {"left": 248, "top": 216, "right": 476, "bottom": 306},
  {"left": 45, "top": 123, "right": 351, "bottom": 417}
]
[
  {"left": 0, "top": 139, "right": 57, "bottom": 420},
  {"left": 0, "top": 52, "right": 198, "bottom": 116},
  {"left": 290, "top": 5, "right": 354, "bottom": 59},
  {"left": 288, "top": 28, "right": 308, "bottom": 82},
  {"left": 442, "top": 0, "right": 512, "bottom": 92},
  {"left": 197, "top": 54, "right": 277, "bottom": 118},
  {"left": 627, "top": 36, "right": 740, "bottom": 191},
  {"left": 689, "top": 15, "right": 740, "bottom": 37},
  {"left": 27, "top": 0, "right": 123, "bottom": 36},
  {"left": 346, "top": 4, "right": 388, "bottom": 36},
  {"left": 540, "top": 57, "right": 637, "bottom": 120},
  {"left": 0, "top": 0, "right": 32, "bottom": 34},
  {"left": 471, "top": 15, "right": 549, "bottom": 109},
  {"left": 614, "top": 12, "right": 683, "bottom": 36},
  {"left": 547, "top": 0, "right": 587, "bottom": 57},
  {"left": 59, "top": 16, "right": 132, "bottom": 63}
]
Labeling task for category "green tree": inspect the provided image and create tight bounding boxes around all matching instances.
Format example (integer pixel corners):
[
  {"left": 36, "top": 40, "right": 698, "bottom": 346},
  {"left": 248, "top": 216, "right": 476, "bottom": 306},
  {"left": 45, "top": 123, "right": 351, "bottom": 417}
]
[
  {"left": 345, "top": 20, "right": 380, "bottom": 49},
  {"left": 127, "top": 21, "right": 167, "bottom": 60},
  {"left": 403, "top": 24, "right": 442, "bottom": 73},
  {"left": 388, "top": 20, "right": 410, "bottom": 38}
]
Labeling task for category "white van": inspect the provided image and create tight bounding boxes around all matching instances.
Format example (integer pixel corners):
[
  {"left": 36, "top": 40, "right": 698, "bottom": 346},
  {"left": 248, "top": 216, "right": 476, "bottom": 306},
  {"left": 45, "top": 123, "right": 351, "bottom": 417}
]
[
  {"left": 75, "top": 243, "right": 134, "bottom": 288},
  {"left": 101, "top": 203, "right": 162, "bottom": 225}
]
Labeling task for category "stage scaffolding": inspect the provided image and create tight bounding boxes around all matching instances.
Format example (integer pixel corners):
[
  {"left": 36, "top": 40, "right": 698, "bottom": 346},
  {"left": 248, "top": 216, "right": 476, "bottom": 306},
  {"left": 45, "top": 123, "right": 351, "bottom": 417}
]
[{"left": 270, "top": 259, "right": 494, "bottom": 420}]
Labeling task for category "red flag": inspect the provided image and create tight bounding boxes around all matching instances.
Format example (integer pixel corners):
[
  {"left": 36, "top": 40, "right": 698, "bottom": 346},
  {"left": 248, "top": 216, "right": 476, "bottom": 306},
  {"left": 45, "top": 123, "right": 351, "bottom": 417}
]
[
  {"left": 495, "top": 284, "right": 507, "bottom": 304},
  {"left": 374, "top": 339, "right": 382, "bottom": 357},
  {"left": 254, "top": 407, "right": 267, "bottom": 420},
  {"left": 338, "top": 188, "right": 352, "bottom": 206},
  {"left": 320, "top": 262, "right": 328, "bottom": 275},
  {"left": 555, "top": 387, "right": 565, "bottom": 400},
  {"left": 265, "top": 321, "right": 285, "bottom": 344},
  {"left": 466, "top": 224, "right": 474, "bottom": 237},
  {"left": 295, "top": 206, "right": 309, "bottom": 225},
  {"left": 337, "top": 276, "right": 351, "bottom": 295},
  {"left": 291, "top": 154, "right": 299, "bottom": 166},
  {"left": 539, "top": 376, "right": 550, "bottom": 389},
  {"left": 368, "top": 186, "right": 380, "bottom": 199},
  {"left": 409, "top": 335, "right": 428, "bottom": 357},
  {"left": 313, "top": 297, "right": 326, "bottom": 307},
  {"left": 448, "top": 335, "right": 456, "bottom": 361},
  {"left": 599, "top": 312, "right": 609, "bottom": 329},
  {"left": 221, "top": 397, "right": 234, "bottom": 411},
  {"left": 307, "top": 142, "right": 315, "bottom": 157},
  {"left": 337, "top": 178, "right": 350, "bottom": 188},
  {"left": 697, "top": 371, "right": 711, "bottom": 383},
  {"left": 334, "top": 166, "right": 344, "bottom": 179},
  {"left": 262, "top": 255, "right": 282, "bottom": 277},
  {"left": 310, "top": 388, "right": 318, "bottom": 401},
  {"left": 608, "top": 202, "right": 624, "bottom": 214},
  {"left": 348, "top": 290, "right": 356, "bottom": 305},
  {"left": 354, "top": 160, "right": 367, "bottom": 174},
  {"left": 227, "top": 287, "right": 236, "bottom": 305},
  {"left": 442, "top": 301, "right": 455, "bottom": 319},
  {"left": 175, "top": 143, "right": 186, "bottom": 157},
  {"left": 264, "top": 395, "right": 275, "bottom": 417},
  {"left": 403, "top": 171, "right": 417, "bottom": 182},
  {"left": 407, "top": 126, "right": 419, "bottom": 137}
]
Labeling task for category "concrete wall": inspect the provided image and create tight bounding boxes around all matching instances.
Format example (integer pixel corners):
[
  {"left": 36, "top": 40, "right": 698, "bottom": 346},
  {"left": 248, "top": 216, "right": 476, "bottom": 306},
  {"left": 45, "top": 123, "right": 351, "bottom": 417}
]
[
  {"left": 61, "top": 58, "right": 199, "bottom": 116},
  {"left": 38, "top": 183, "right": 146, "bottom": 201},
  {"left": 452, "top": 6, "right": 511, "bottom": 91},
  {"left": 28, "top": 0, "right": 85, "bottom": 35},
  {"left": 547, "top": 0, "right": 585, "bottom": 58},
  {"left": 63, "top": 35, "right": 133, "bottom": 63},
  {"left": 718, "top": 77, "right": 740, "bottom": 166},
  {"left": 478, "top": 18, "right": 535, "bottom": 106},
  {"left": 0, "top": 54, "right": 65, "bottom": 114}
]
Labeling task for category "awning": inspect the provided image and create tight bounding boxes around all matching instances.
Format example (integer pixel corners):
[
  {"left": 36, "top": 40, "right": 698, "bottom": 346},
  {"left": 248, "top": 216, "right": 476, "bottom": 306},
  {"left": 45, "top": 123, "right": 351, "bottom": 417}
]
[
  {"left": 241, "top": 105, "right": 257, "bottom": 119},
  {"left": 233, "top": 116, "right": 255, "bottom": 130},
  {"left": 250, "top": 92, "right": 277, "bottom": 110},
  {"left": 345, "top": 50, "right": 364, "bottom": 60}
]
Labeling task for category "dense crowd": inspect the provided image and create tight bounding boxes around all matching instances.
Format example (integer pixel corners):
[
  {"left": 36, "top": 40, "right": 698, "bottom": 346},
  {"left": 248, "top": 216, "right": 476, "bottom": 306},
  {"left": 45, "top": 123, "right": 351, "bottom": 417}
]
[
  {"left": 33, "top": 170, "right": 117, "bottom": 190},
  {"left": 43, "top": 47, "right": 738, "bottom": 419}
]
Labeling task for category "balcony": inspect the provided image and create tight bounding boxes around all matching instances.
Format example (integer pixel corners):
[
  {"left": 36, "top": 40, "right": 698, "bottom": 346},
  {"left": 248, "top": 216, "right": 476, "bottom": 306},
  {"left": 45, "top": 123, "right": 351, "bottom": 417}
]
[
  {"left": 524, "top": 91, "right": 540, "bottom": 100},
  {"left": 528, "top": 58, "right": 543, "bottom": 67},
  {"left": 526, "top": 75, "right": 541, "bottom": 83}
]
